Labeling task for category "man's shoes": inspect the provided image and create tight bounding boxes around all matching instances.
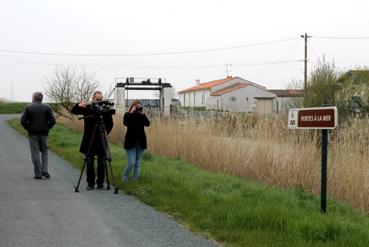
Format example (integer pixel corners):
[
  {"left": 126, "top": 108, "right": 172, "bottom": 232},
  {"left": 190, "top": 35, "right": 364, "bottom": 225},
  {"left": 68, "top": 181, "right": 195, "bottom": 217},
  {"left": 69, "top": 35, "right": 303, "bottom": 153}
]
[
  {"left": 97, "top": 184, "right": 104, "bottom": 189},
  {"left": 34, "top": 176, "right": 42, "bottom": 179},
  {"left": 86, "top": 185, "right": 94, "bottom": 190},
  {"left": 42, "top": 172, "right": 50, "bottom": 178}
]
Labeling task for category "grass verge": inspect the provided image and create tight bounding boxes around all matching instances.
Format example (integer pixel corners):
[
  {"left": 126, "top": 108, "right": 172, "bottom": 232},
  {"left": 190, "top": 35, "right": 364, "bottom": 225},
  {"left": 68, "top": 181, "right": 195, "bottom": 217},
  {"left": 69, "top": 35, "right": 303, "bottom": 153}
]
[
  {"left": 7, "top": 118, "right": 369, "bottom": 247},
  {"left": 0, "top": 102, "right": 29, "bottom": 114}
]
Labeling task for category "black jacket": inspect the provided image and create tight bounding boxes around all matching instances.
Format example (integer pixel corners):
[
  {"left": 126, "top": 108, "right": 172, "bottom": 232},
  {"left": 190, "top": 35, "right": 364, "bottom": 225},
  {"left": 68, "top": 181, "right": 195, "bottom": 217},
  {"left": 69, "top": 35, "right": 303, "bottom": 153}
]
[
  {"left": 21, "top": 102, "right": 56, "bottom": 136},
  {"left": 71, "top": 103, "right": 113, "bottom": 156},
  {"left": 123, "top": 112, "right": 150, "bottom": 150}
]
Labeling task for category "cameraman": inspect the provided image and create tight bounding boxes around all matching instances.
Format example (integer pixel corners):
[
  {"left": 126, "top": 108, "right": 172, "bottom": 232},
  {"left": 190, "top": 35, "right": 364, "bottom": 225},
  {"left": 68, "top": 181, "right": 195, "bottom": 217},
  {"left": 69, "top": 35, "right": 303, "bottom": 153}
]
[
  {"left": 71, "top": 91, "right": 113, "bottom": 190},
  {"left": 122, "top": 100, "right": 150, "bottom": 181}
]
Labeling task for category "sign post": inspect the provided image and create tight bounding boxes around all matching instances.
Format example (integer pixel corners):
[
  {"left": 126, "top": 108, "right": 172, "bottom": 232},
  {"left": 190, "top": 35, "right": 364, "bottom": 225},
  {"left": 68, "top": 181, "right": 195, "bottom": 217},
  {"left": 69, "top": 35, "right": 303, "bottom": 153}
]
[
  {"left": 288, "top": 106, "right": 338, "bottom": 213},
  {"left": 321, "top": 126, "right": 328, "bottom": 213}
]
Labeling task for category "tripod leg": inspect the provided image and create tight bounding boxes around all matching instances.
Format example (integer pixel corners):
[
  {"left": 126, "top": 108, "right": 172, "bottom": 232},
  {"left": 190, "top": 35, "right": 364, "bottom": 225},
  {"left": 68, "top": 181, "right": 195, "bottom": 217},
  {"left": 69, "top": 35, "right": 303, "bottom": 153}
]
[
  {"left": 75, "top": 159, "right": 87, "bottom": 192},
  {"left": 104, "top": 160, "right": 110, "bottom": 190},
  {"left": 107, "top": 160, "right": 119, "bottom": 194}
]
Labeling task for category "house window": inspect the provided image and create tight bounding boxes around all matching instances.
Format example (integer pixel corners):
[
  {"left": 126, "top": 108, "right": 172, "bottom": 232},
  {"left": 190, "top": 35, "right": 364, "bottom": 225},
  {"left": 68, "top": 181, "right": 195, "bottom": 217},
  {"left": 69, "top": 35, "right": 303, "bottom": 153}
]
[
  {"left": 230, "top": 96, "right": 237, "bottom": 102},
  {"left": 246, "top": 97, "right": 249, "bottom": 102}
]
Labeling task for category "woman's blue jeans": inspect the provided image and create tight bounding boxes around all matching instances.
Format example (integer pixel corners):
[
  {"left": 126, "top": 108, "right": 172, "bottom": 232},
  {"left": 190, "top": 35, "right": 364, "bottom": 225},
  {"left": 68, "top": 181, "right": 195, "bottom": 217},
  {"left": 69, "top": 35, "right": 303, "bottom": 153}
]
[{"left": 123, "top": 145, "right": 144, "bottom": 181}]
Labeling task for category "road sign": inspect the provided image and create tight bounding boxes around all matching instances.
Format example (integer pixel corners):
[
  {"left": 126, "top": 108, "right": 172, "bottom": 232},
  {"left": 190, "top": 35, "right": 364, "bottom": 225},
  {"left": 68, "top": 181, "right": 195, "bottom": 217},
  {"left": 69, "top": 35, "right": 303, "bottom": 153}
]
[
  {"left": 288, "top": 107, "right": 338, "bottom": 129},
  {"left": 288, "top": 105, "right": 338, "bottom": 213}
]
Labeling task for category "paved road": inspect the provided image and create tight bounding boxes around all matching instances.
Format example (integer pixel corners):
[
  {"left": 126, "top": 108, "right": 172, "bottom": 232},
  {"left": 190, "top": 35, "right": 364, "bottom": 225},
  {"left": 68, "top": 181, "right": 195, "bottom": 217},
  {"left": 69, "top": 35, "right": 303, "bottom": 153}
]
[{"left": 0, "top": 114, "right": 218, "bottom": 247}]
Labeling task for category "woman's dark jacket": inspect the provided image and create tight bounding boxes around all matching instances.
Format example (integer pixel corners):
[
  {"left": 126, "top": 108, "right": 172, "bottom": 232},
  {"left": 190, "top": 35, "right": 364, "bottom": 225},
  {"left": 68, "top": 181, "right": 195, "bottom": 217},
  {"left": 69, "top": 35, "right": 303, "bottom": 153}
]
[
  {"left": 71, "top": 103, "right": 113, "bottom": 156},
  {"left": 123, "top": 112, "right": 150, "bottom": 150}
]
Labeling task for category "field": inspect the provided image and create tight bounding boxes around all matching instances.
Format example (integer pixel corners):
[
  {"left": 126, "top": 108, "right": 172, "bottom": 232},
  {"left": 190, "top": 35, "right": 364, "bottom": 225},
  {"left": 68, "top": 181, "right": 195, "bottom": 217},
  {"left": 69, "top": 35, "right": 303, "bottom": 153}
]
[
  {"left": 0, "top": 102, "right": 29, "bottom": 114},
  {"left": 59, "top": 112, "right": 369, "bottom": 213}
]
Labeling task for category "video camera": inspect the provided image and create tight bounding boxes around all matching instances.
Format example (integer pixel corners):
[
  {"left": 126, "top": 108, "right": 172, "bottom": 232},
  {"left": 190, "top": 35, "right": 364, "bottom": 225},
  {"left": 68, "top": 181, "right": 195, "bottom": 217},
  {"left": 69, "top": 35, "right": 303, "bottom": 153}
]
[{"left": 90, "top": 100, "right": 116, "bottom": 115}]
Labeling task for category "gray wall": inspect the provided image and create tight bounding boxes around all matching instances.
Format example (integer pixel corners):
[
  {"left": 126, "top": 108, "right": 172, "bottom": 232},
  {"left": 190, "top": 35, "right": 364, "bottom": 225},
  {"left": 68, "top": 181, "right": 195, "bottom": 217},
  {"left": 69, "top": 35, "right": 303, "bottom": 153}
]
[{"left": 276, "top": 96, "right": 303, "bottom": 113}]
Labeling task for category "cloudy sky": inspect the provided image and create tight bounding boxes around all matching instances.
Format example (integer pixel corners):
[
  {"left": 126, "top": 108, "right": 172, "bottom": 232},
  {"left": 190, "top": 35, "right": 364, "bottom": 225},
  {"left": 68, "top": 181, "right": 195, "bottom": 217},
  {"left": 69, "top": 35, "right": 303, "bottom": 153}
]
[{"left": 0, "top": 0, "right": 368, "bottom": 101}]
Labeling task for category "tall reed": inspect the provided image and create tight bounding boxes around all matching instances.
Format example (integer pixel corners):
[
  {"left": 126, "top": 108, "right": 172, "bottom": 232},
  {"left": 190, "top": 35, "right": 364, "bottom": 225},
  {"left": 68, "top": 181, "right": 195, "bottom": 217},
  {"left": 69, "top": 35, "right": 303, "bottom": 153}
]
[{"left": 58, "top": 113, "right": 369, "bottom": 212}]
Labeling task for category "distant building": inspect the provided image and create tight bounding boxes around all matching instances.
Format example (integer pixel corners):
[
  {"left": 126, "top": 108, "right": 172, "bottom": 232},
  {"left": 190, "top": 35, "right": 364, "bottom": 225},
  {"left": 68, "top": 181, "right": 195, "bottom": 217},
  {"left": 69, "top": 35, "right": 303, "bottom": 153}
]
[
  {"left": 268, "top": 89, "right": 304, "bottom": 113},
  {"left": 178, "top": 76, "right": 277, "bottom": 113}
]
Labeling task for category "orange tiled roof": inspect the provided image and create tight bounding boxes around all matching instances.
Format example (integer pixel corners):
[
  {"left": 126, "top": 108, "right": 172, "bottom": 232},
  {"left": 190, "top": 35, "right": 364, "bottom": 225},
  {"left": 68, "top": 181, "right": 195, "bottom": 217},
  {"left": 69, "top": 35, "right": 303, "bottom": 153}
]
[
  {"left": 210, "top": 83, "right": 248, "bottom": 96},
  {"left": 178, "top": 77, "right": 235, "bottom": 93}
]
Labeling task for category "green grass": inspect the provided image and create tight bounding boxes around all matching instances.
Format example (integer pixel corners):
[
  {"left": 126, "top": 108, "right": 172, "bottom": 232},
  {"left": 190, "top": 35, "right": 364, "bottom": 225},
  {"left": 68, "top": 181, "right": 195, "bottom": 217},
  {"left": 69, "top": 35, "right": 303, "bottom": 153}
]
[
  {"left": 8, "top": 118, "right": 369, "bottom": 247},
  {"left": 0, "top": 102, "right": 29, "bottom": 114}
]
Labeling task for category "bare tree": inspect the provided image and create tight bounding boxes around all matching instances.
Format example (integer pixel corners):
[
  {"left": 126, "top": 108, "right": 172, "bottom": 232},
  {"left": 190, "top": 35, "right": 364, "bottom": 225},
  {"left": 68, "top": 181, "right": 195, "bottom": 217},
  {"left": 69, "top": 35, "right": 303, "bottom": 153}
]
[
  {"left": 45, "top": 66, "right": 99, "bottom": 116},
  {"left": 104, "top": 81, "right": 116, "bottom": 101},
  {"left": 73, "top": 67, "right": 99, "bottom": 103}
]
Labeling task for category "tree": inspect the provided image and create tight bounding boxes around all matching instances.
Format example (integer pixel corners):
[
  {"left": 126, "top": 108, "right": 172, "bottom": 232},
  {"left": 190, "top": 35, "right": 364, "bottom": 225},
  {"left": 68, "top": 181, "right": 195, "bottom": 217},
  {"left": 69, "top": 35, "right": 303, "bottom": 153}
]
[
  {"left": 45, "top": 66, "right": 99, "bottom": 115},
  {"left": 303, "top": 58, "right": 340, "bottom": 107},
  {"left": 303, "top": 58, "right": 369, "bottom": 121},
  {"left": 336, "top": 68, "right": 369, "bottom": 117}
]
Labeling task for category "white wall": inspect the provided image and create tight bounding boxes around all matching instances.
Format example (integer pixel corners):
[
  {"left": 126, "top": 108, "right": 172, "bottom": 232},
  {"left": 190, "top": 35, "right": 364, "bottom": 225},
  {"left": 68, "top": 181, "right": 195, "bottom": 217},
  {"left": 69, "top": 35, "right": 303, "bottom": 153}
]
[
  {"left": 179, "top": 94, "right": 185, "bottom": 106},
  {"left": 161, "top": 87, "right": 173, "bottom": 115},
  {"left": 179, "top": 89, "right": 207, "bottom": 107},
  {"left": 114, "top": 86, "right": 125, "bottom": 114},
  {"left": 196, "top": 90, "right": 206, "bottom": 107},
  {"left": 207, "top": 96, "right": 219, "bottom": 110},
  {"left": 207, "top": 85, "right": 277, "bottom": 112}
]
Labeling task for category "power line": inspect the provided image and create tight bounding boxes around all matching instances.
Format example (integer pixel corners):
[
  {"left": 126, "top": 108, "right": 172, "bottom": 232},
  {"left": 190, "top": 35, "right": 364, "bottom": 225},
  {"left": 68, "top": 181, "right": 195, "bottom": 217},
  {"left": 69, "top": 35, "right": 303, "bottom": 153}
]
[
  {"left": 252, "top": 39, "right": 302, "bottom": 81},
  {"left": 0, "top": 37, "right": 298, "bottom": 57},
  {"left": 307, "top": 41, "right": 320, "bottom": 61},
  {"left": 312, "top": 35, "right": 369, "bottom": 40},
  {"left": 233, "top": 59, "right": 303, "bottom": 67},
  {"left": 0, "top": 58, "right": 303, "bottom": 70},
  {"left": 0, "top": 60, "right": 57, "bottom": 66}
]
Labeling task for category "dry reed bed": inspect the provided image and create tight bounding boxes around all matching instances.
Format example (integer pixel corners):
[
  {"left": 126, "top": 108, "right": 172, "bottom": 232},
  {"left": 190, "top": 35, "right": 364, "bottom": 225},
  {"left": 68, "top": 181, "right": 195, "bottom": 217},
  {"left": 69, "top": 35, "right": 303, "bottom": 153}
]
[{"left": 58, "top": 113, "right": 369, "bottom": 212}]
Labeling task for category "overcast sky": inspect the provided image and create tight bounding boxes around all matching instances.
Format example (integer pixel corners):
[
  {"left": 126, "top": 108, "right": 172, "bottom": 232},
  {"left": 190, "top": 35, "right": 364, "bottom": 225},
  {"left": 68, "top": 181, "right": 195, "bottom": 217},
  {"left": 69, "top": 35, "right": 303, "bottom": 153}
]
[{"left": 1, "top": 0, "right": 368, "bottom": 101}]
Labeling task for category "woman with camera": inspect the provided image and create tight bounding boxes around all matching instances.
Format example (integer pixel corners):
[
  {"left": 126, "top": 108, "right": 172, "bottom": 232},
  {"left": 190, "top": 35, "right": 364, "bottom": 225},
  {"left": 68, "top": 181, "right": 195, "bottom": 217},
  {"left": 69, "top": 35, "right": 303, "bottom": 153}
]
[{"left": 122, "top": 100, "right": 150, "bottom": 181}]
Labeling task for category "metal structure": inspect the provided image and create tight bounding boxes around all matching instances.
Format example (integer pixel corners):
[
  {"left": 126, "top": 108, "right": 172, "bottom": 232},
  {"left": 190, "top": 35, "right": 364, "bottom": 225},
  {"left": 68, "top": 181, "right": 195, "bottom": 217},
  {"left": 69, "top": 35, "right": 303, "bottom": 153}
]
[{"left": 113, "top": 77, "right": 173, "bottom": 114}]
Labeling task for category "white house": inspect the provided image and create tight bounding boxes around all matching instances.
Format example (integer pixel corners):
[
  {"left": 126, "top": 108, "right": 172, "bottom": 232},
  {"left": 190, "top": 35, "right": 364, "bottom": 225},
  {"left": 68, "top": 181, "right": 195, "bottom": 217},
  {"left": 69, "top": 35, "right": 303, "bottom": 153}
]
[{"left": 178, "top": 76, "right": 277, "bottom": 113}]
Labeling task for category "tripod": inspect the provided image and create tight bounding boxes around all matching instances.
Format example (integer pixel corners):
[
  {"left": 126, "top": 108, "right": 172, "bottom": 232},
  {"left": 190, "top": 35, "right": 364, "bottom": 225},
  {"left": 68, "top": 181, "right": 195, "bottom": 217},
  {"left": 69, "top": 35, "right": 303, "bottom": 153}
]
[{"left": 74, "top": 114, "right": 118, "bottom": 194}]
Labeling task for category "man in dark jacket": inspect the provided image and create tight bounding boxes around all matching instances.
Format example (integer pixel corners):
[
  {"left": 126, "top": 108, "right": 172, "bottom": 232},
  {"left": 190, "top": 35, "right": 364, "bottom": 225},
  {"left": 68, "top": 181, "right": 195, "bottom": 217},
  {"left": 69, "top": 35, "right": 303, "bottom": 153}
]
[
  {"left": 21, "top": 92, "right": 56, "bottom": 179},
  {"left": 71, "top": 91, "right": 113, "bottom": 190}
]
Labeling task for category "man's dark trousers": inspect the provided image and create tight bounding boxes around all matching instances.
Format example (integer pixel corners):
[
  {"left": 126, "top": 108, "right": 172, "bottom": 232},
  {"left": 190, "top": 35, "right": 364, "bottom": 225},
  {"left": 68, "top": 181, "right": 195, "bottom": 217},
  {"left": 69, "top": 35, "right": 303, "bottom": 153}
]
[
  {"left": 28, "top": 135, "right": 48, "bottom": 177},
  {"left": 86, "top": 156, "right": 105, "bottom": 187}
]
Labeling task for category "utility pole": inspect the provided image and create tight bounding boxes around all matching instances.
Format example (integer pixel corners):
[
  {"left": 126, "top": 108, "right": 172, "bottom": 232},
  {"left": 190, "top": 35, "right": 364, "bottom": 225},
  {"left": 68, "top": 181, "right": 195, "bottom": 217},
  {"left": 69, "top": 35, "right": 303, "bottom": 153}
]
[{"left": 301, "top": 33, "right": 311, "bottom": 90}]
